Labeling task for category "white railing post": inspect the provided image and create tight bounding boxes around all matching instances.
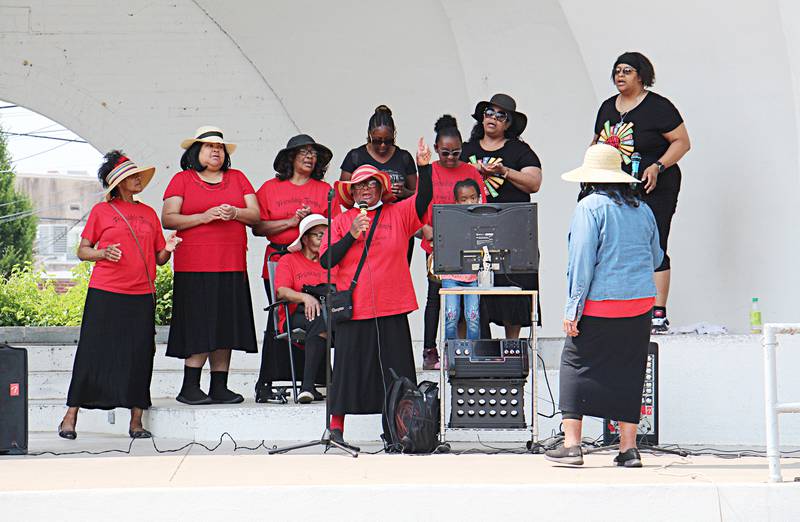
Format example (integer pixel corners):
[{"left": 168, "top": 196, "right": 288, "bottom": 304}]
[{"left": 762, "top": 323, "right": 800, "bottom": 483}]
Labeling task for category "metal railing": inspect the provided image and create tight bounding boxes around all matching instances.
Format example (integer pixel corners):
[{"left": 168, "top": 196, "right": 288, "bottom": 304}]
[{"left": 762, "top": 323, "right": 800, "bottom": 482}]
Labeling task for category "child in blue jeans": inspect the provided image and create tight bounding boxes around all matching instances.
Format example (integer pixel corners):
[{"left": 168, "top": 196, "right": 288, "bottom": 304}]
[{"left": 442, "top": 179, "right": 481, "bottom": 340}]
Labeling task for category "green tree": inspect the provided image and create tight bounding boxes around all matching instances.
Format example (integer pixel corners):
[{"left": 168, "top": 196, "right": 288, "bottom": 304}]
[{"left": 0, "top": 125, "right": 37, "bottom": 277}]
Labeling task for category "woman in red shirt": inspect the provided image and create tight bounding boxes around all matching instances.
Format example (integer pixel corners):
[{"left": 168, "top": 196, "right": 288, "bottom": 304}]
[
  {"left": 59, "top": 150, "right": 181, "bottom": 440},
  {"left": 162, "top": 126, "right": 260, "bottom": 405},
  {"left": 419, "top": 115, "right": 486, "bottom": 370},
  {"left": 319, "top": 139, "right": 433, "bottom": 449},
  {"left": 251, "top": 134, "right": 337, "bottom": 402},
  {"left": 273, "top": 214, "right": 337, "bottom": 403}
]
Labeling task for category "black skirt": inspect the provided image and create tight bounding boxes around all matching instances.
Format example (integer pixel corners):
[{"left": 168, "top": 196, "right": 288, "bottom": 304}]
[
  {"left": 482, "top": 272, "right": 540, "bottom": 327},
  {"left": 166, "top": 271, "right": 258, "bottom": 358},
  {"left": 66, "top": 288, "right": 155, "bottom": 410},
  {"left": 558, "top": 311, "right": 652, "bottom": 424},
  {"left": 329, "top": 314, "right": 416, "bottom": 415}
]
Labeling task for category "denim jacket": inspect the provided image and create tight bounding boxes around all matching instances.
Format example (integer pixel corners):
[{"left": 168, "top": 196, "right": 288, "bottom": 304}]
[{"left": 565, "top": 192, "right": 663, "bottom": 321}]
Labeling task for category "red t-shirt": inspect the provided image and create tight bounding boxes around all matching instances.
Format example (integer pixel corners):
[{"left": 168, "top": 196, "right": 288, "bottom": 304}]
[
  {"left": 321, "top": 197, "right": 422, "bottom": 320},
  {"left": 82, "top": 200, "right": 166, "bottom": 295},
  {"left": 583, "top": 297, "right": 655, "bottom": 318},
  {"left": 273, "top": 251, "right": 338, "bottom": 330},
  {"left": 255, "top": 177, "right": 338, "bottom": 278},
  {"left": 421, "top": 161, "right": 486, "bottom": 254},
  {"left": 163, "top": 169, "right": 255, "bottom": 272}
]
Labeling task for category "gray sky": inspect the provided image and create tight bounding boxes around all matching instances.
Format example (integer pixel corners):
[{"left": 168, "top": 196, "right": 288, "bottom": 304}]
[{"left": 0, "top": 100, "right": 101, "bottom": 176}]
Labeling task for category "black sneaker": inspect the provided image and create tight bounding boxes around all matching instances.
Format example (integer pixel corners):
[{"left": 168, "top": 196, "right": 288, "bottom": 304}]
[
  {"left": 176, "top": 386, "right": 213, "bottom": 405},
  {"left": 544, "top": 445, "right": 584, "bottom": 466},
  {"left": 651, "top": 311, "right": 670, "bottom": 334},
  {"left": 209, "top": 388, "right": 244, "bottom": 404},
  {"left": 614, "top": 448, "right": 643, "bottom": 468},
  {"left": 329, "top": 429, "right": 360, "bottom": 452}
]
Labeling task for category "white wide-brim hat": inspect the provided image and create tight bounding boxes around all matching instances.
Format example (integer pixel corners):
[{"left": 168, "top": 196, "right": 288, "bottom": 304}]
[
  {"left": 288, "top": 214, "right": 329, "bottom": 252},
  {"left": 561, "top": 143, "right": 639, "bottom": 184},
  {"left": 180, "top": 126, "right": 237, "bottom": 154}
]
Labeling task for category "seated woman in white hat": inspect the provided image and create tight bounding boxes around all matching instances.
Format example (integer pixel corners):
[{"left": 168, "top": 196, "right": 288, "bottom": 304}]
[
  {"left": 161, "top": 126, "right": 261, "bottom": 405},
  {"left": 60, "top": 150, "right": 181, "bottom": 440},
  {"left": 545, "top": 144, "right": 663, "bottom": 468},
  {"left": 273, "top": 214, "right": 337, "bottom": 403}
]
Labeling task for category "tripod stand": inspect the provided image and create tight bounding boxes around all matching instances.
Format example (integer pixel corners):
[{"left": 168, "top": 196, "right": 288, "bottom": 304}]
[{"left": 268, "top": 190, "right": 358, "bottom": 457}]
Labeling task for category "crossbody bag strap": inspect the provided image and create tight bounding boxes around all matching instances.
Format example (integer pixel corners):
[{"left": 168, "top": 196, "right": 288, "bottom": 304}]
[
  {"left": 349, "top": 205, "right": 383, "bottom": 291},
  {"left": 108, "top": 202, "right": 157, "bottom": 303}
]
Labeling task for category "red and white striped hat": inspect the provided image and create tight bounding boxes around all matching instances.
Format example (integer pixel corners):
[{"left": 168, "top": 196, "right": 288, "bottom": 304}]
[
  {"left": 334, "top": 164, "right": 395, "bottom": 207},
  {"left": 103, "top": 156, "right": 155, "bottom": 201}
]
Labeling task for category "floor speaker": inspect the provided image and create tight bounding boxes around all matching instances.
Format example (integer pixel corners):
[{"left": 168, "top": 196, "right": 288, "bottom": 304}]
[{"left": 0, "top": 343, "right": 28, "bottom": 455}]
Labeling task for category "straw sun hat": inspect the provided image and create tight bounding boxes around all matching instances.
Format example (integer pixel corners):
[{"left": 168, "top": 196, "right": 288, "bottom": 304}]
[
  {"left": 103, "top": 155, "right": 155, "bottom": 201},
  {"left": 180, "top": 126, "right": 237, "bottom": 154},
  {"left": 561, "top": 144, "right": 640, "bottom": 184}
]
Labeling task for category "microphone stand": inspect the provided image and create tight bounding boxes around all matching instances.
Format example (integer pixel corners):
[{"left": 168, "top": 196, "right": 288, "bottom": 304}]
[{"left": 269, "top": 188, "right": 358, "bottom": 457}]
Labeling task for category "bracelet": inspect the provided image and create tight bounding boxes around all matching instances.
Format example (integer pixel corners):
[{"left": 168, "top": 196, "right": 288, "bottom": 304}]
[{"left": 233, "top": 207, "right": 239, "bottom": 220}]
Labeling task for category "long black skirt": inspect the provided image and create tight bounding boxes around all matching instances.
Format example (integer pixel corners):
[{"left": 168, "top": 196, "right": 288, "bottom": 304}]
[
  {"left": 66, "top": 288, "right": 155, "bottom": 410},
  {"left": 166, "top": 271, "right": 258, "bottom": 358},
  {"left": 558, "top": 311, "right": 651, "bottom": 424},
  {"left": 330, "top": 314, "right": 416, "bottom": 415},
  {"left": 481, "top": 272, "right": 540, "bottom": 328}
]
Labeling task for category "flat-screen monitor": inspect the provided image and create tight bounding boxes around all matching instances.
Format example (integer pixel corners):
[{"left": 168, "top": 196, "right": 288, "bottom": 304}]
[{"left": 432, "top": 203, "right": 538, "bottom": 275}]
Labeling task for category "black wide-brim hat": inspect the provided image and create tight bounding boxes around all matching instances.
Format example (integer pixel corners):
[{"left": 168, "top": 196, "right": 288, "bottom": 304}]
[
  {"left": 273, "top": 134, "right": 333, "bottom": 172},
  {"left": 472, "top": 93, "right": 528, "bottom": 136}
]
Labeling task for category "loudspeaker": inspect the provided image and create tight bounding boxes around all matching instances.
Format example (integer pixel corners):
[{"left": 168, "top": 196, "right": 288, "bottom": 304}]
[
  {"left": 603, "top": 341, "right": 658, "bottom": 445},
  {"left": 0, "top": 343, "right": 28, "bottom": 454}
]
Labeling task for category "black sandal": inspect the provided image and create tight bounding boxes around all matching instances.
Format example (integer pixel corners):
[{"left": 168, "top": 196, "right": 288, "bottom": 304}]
[
  {"left": 128, "top": 428, "right": 153, "bottom": 439},
  {"left": 58, "top": 422, "right": 77, "bottom": 440}
]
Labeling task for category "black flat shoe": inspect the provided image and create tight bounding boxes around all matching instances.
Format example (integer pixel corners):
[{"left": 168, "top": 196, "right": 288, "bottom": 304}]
[
  {"left": 544, "top": 445, "right": 584, "bottom": 466},
  {"left": 129, "top": 428, "right": 152, "bottom": 439},
  {"left": 57, "top": 422, "right": 77, "bottom": 440},
  {"left": 614, "top": 448, "right": 643, "bottom": 468},
  {"left": 329, "top": 429, "right": 360, "bottom": 452},
  {"left": 209, "top": 390, "right": 244, "bottom": 404},
  {"left": 176, "top": 391, "right": 214, "bottom": 405}
]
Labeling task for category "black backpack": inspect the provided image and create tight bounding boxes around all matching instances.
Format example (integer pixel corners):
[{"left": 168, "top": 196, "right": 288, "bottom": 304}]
[{"left": 383, "top": 369, "right": 440, "bottom": 454}]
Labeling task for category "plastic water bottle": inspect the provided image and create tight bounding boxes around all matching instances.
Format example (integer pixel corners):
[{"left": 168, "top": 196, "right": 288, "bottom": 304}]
[{"left": 750, "top": 298, "right": 762, "bottom": 334}]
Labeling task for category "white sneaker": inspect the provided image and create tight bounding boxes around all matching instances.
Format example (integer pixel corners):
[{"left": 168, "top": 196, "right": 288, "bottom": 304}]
[{"left": 297, "top": 390, "right": 314, "bottom": 404}]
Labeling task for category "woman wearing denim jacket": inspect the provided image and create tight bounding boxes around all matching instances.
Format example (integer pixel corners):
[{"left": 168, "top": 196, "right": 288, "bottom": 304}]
[{"left": 545, "top": 144, "right": 662, "bottom": 468}]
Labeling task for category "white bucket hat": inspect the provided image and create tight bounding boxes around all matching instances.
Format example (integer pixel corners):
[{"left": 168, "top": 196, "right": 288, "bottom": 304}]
[
  {"left": 288, "top": 214, "right": 328, "bottom": 252},
  {"left": 180, "top": 126, "right": 237, "bottom": 154},
  {"left": 561, "top": 144, "right": 640, "bottom": 184}
]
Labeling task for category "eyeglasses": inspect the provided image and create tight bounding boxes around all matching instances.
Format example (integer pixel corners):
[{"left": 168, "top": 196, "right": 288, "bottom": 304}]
[
  {"left": 353, "top": 179, "right": 380, "bottom": 190},
  {"left": 297, "top": 148, "right": 318, "bottom": 159},
  {"left": 306, "top": 231, "right": 325, "bottom": 240},
  {"left": 484, "top": 107, "right": 509, "bottom": 122},
  {"left": 369, "top": 137, "right": 395, "bottom": 146},
  {"left": 438, "top": 149, "right": 462, "bottom": 158},
  {"left": 614, "top": 66, "right": 636, "bottom": 76}
]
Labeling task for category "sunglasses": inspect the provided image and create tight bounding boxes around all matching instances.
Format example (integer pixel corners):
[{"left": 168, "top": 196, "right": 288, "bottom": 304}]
[
  {"left": 484, "top": 107, "right": 510, "bottom": 122},
  {"left": 614, "top": 66, "right": 636, "bottom": 76},
  {"left": 297, "top": 148, "right": 318, "bottom": 159},
  {"left": 353, "top": 179, "right": 380, "bottom": 190},
  {"left": 438, "top": 149, "right": 462, "bottom": 158},
  {"left": 370, "top": 137, "right": 395, "bottom": 146}
]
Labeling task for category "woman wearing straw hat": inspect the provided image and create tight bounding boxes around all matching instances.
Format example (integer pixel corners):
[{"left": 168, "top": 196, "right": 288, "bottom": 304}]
[
  {"left": 59, "top": 150, "right": 181, "bottom": 440},
  {"left": 251, "top": 134, "right": 337, "bottom": 402},
  {"left": 319, "top": 138, "right": 433, "bottom": 449},
  {"left": 544, "top": 144, "right": 662, "bottom": 467},
  {"left": 273, "top": 213, "right": 336, "bottom": 403},
  {"left": 162, "top": 126, "right": 260, "bottom": 405},
  {"left": 460, "top": 93, "right": 543, "bottom": 340}
]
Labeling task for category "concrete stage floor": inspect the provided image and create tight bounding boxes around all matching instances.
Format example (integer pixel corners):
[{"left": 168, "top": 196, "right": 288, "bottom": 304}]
[{"left": 3, "top": 433, "right": 800, "bottom": 521}]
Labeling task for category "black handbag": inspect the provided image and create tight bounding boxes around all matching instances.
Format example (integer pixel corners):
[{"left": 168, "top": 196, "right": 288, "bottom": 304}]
[{"left": 326, "top": 206, "right": 382, "bottom": 323}]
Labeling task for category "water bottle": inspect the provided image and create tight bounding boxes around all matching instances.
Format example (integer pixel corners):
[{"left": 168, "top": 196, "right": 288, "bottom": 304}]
[{"left": 750, "top": 297, "right": 762, "bottom": 334}]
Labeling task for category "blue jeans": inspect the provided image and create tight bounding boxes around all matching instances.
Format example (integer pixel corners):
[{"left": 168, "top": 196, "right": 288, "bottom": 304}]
[{"left": 442, "top": 278, "right": 480, "bottom": 340}]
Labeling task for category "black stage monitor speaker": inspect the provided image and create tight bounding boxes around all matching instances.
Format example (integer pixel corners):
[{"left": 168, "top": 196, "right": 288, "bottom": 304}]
[{"left": 0, "top": 343, "right": 28, "bottom": 454}]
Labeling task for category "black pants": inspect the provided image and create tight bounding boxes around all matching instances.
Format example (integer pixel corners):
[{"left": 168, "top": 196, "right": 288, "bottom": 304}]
[
  {"left": 287, "top": 309, "right": 329, "bottom": 392},
  {"left": 423, "top": 273, "right": 442, "bottom": 350}
]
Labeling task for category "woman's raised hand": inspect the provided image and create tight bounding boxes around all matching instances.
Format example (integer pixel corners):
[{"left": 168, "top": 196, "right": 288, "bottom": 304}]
[
  {"left": 165, "top": 231, "right": 182, "bottom": 252},
  {"left": 349, "top": 213, "right": 370, "bottom": 239},
  {"left": 416, "top": 136, "right": 431, "bottom": 166}
]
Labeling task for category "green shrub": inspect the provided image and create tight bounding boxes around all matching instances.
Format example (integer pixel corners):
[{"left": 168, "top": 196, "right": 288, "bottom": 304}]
[{"left": 0, "top": 262, "right": 174, "bottom": 326}]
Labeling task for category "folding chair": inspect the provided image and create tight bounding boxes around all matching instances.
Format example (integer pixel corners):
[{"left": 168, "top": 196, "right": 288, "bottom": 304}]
[{"left": 263, "top": 251, "right": 307, "bottom": 404}]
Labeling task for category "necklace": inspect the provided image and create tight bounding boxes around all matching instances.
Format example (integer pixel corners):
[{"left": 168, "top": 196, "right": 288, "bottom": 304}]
[{"left": 617, "top": 90, "right": 647, "bottom": 122}]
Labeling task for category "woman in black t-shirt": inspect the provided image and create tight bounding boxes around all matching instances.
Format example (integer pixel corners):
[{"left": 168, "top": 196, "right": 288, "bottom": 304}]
[
  {"left": 592, "top": 52, "right": 691, "bottom": 334},
  {"left": 340, "top": 105, "right": 418, "bottom": 263},
  {"left": 461, "top": 93, "right": 543, "bottom": 339}
]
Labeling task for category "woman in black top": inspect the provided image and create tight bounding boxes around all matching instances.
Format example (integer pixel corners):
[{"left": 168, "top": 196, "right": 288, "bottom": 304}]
[
  {"left": 461, "top": 93, "right": 543, "bottom": 339},
  {"left": 340, "top": 105, "right": 418, "bottom": 263},
  {"left": 592, "top": 52, "right": 691, "bottom": 334}
]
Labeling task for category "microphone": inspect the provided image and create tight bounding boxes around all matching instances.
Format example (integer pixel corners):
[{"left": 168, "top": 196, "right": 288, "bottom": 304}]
[
  {"left": 357, "top": 201, "right": 368, "bottom": 216},
  {"left": 631, "top": 152, "right": 641, "bottom": 180}
]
